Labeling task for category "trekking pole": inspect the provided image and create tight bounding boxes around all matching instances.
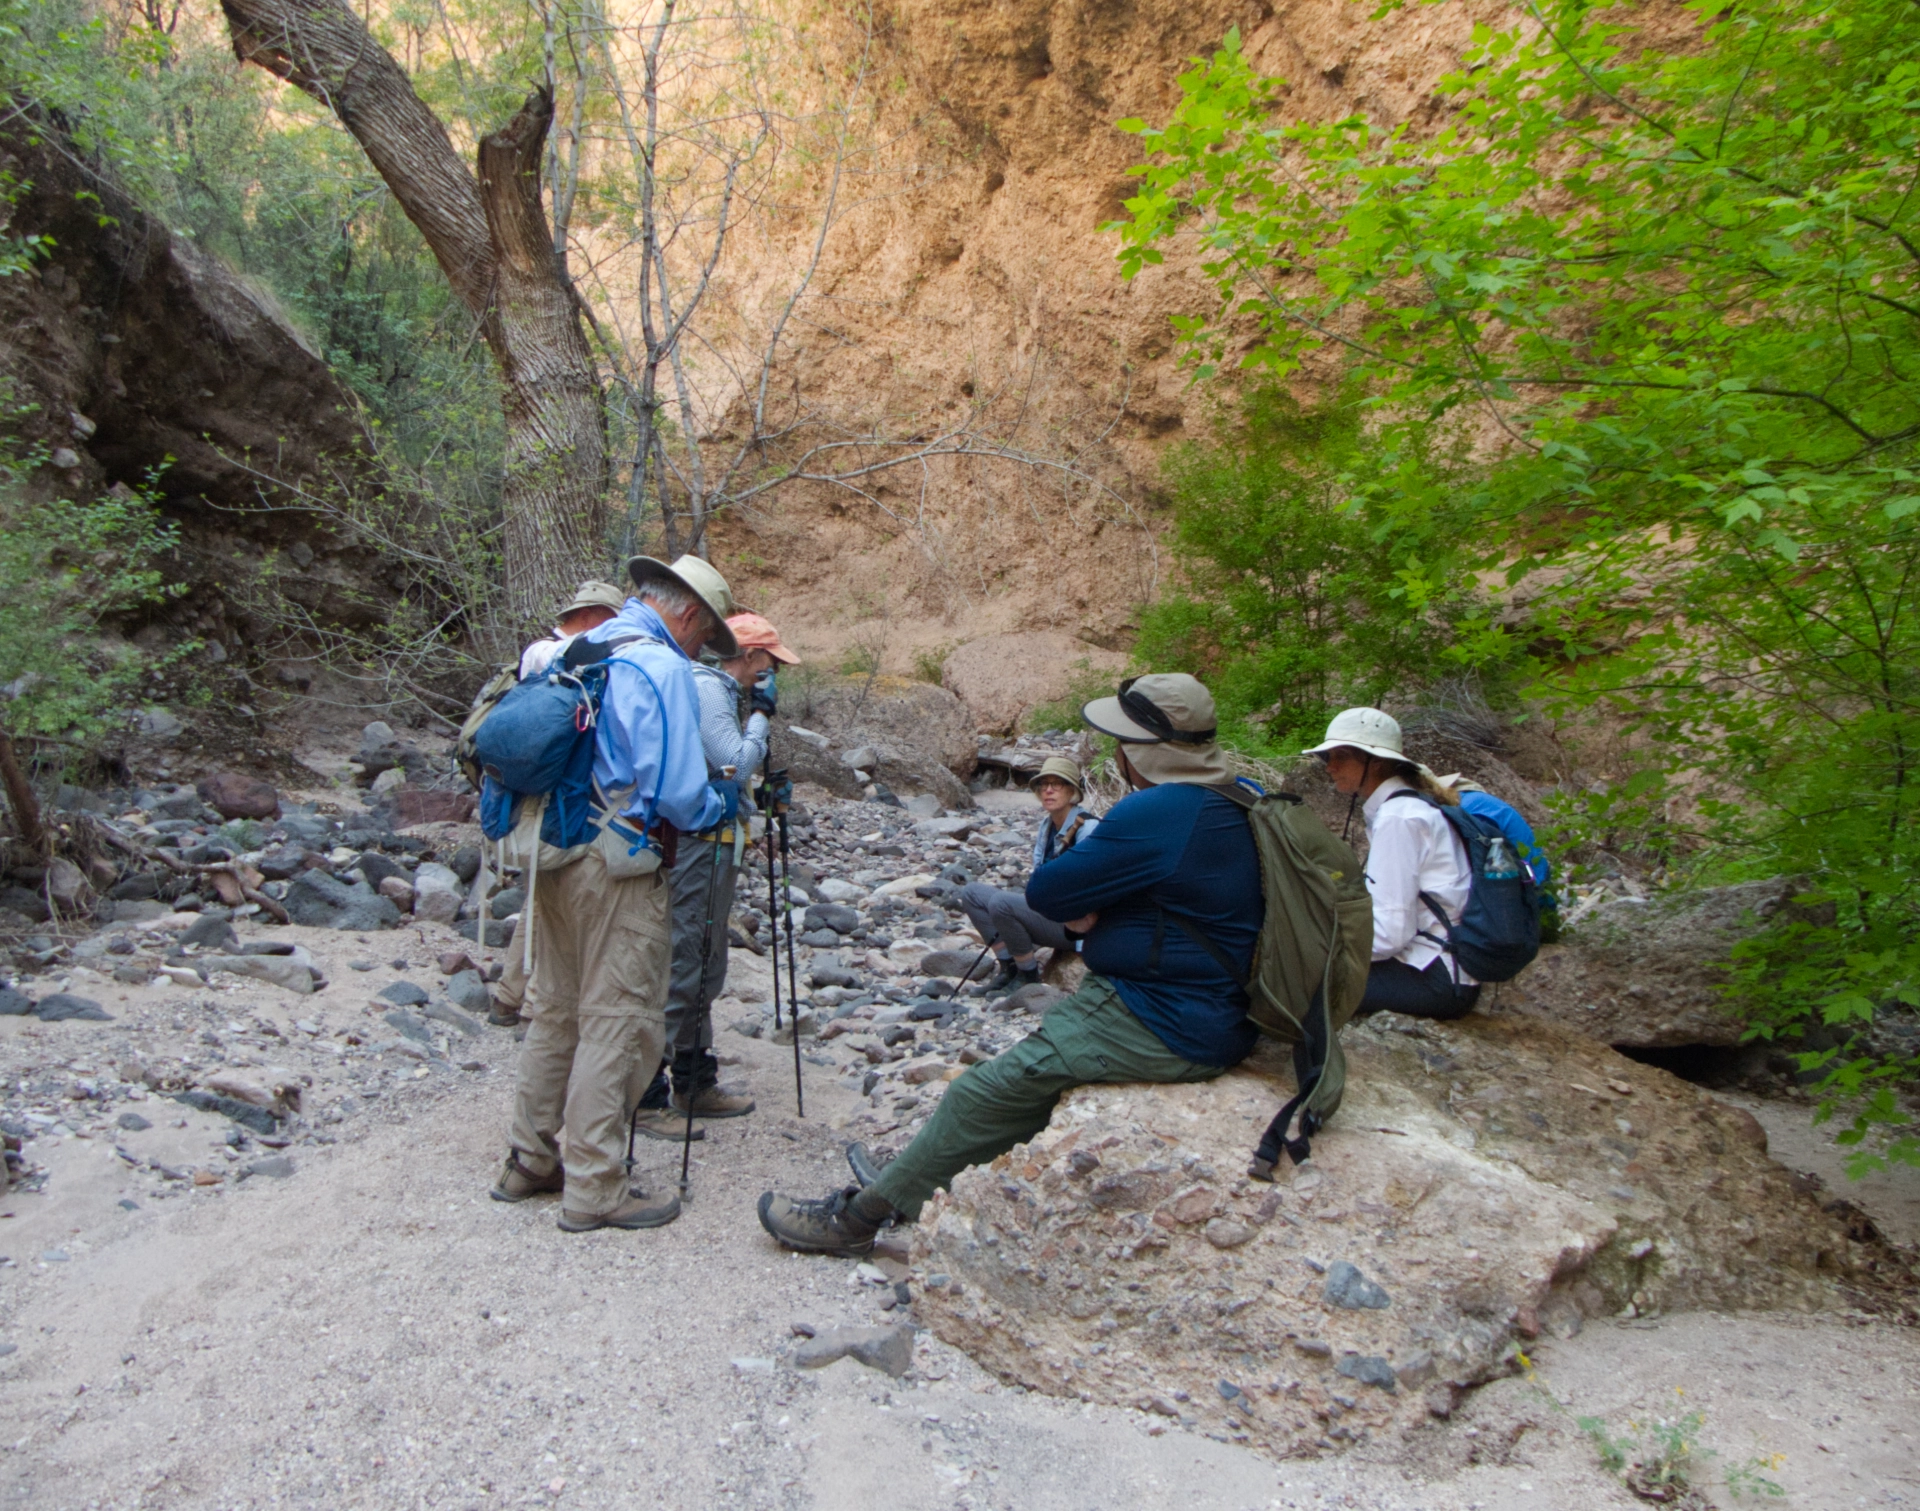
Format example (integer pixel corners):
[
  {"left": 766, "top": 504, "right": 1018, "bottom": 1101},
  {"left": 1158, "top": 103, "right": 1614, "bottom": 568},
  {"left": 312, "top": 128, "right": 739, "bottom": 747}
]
[
  {"left": 776, "top": 802, "right": 805, "bottom": 1118},
  {"left": 681, "top": 767, "right": 734, "bottom": 1201},
  {"left": 761, "top": 772, "right": 784, "bottom": 1033}
]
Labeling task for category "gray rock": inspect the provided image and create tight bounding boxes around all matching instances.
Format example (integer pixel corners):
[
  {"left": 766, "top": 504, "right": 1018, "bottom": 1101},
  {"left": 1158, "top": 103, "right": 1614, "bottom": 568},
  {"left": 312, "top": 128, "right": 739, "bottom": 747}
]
[
  {"left": 384, "top": 1010, "right": 433, "bottom": 1044},
  {"left": 1323, "top": 1261, "right": 1391, "bottom": 1310},
  {"left": 106, "top": 873, "right": 160, "bottom": 902},
  {"left": 254, "top": 844, "right": 312, "bottom": 881},
  {"left": 285, "top": 869, "right": 401, "bottom": 931},
  {"left": 1335, "top": 1353, "right": 1398, "bottom": 1392},
  {"left": 446, "top": 969, "right": 493, "bottom": 1016},
  {"left": 356, "top": 851, "right": 408, "bottom": 889},
  {"left": 804, "top": 903, "right": 860, "bottom": 935},
  {"left": 913, "top": 816, "right": 975, "bottom": 840},
  {"left": 919, "top": 949, "right": 992, "bottom": 981},
  {"left": 458, "top": 919, "right": 515, "bottom": 947},
  {"left": 170, "top": 1090, "right": 278, "bottom": 1134},
  {"left": 841, "top": 746, "right": 878, "bottom": 771},
  {"left": 35, "top": 993, "right": 111, "bottom": 1022},
  {"left": 0, "top": 988, "right": 33, "bottom": 1017},
  {"left": 799, "top": 929, "right": 843, "bottom": 948},
  {"left": 489, "top": 887, "right": 526, "bottom": 917},
  {"left": 180, "top": 914, "right": 240, "bottom": 951},
  {"left": 809, "top": 965, "right": 863, "bottom": 990},
  {"left": 199, "top": 952, "right": 318, "bottom": 994},
  {"left": 378, "top": 981, "right": 430, "bottom": 1006},
  {"left": 994, "top": 982, "right": 1064, "bottom": 1015},
  {"left": 902, "top": 794, "right": 943, "bottom": 818},
  {"left": 422, "top": 999, "right": 483, "bottom": 1037},
  {"left": 411, "top": 862, "right": 464, "bottom": 925},
  {"left": 450, "top": 846, "right": 482, "bottom": 884},
  {"left": 815, "top": 878, "right": 867, "bottom": 904},
  {"left": 117, "top": 1112, "right": 152, "bottom": 1131},
  {"left": 137, "top": 708, "right": 184, "bottom": 741},
  {"left": 792, "top": 1323, "right": 914, "bottom": 1378},
  {"left": 244, "top": 1155, "right": 295, "bottom": 1179}
]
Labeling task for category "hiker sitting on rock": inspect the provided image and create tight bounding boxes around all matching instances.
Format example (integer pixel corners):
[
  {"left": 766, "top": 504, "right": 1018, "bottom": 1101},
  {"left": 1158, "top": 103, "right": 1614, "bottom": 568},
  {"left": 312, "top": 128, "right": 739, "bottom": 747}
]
[
  {"left": 491, "top": 555, "right": 742, "bottom": 1233},
  {"left": 1305, "top": 707, "right": 1481, "bottom": 1021},
  {"left": 756, "top": 674, "right": 1261, "bottom": 1257},
  {"left": 488, "top": 580, "right": 632, "bottom": 1027},
  {"left": 632, "top": 610, "right": 801, "bottom": 1138},
  {"left": 956, "top": 755, "right": 1099, "bottom": 994}
]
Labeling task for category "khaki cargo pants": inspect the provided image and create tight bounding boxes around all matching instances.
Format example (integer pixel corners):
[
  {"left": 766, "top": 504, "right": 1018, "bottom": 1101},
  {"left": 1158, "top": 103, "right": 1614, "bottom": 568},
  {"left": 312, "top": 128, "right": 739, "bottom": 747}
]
[{"left": 506, "top": 848, "right": 671, "bottom": 1217}]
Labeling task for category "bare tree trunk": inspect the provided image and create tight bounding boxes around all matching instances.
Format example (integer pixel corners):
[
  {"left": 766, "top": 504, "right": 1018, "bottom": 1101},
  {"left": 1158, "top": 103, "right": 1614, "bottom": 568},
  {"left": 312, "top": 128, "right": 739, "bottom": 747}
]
[
  {"left": 220, "top": 0, "right": 607, "bottom": 619},
  {"left": 0, "top": 722, "right": 46, "bottom": 858}
]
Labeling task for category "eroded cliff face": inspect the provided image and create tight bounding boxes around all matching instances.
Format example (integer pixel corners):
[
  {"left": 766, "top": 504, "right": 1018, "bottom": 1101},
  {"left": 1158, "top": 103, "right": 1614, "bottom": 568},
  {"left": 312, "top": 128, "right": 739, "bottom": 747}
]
[
  {"left": 0, "top": 117, "right": 392, "bottom": 661},
  {"left": 713, "top": 0, "right": 1511, "bottom": 672}
]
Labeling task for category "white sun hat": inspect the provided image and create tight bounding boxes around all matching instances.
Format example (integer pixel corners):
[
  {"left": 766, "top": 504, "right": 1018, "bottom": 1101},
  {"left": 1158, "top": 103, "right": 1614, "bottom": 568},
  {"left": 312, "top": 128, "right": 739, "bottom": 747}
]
[{"left": 1303, "top": 707, "right": 1406, "bottom": 764}]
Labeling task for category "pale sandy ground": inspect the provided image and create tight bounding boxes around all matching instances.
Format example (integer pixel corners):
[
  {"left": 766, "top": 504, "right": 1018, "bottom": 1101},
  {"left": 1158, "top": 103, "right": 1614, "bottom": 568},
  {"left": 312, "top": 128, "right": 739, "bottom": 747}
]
[{"left": 0, "top": 922, "right": 1914, "bottom": 1509}]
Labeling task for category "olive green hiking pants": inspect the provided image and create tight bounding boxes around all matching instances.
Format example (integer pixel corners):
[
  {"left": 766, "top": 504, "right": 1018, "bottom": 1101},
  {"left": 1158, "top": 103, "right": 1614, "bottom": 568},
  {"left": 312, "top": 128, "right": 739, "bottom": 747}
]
[{"left": 868, "top": 974, "right": 1225, "bottom": 1221}]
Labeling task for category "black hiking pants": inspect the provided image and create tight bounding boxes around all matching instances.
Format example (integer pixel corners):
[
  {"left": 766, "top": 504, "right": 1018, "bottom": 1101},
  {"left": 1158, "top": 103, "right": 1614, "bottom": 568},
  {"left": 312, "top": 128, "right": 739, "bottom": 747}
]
[{"left": 1358, "top": 958, "right": 1479, "bottom": 1020}]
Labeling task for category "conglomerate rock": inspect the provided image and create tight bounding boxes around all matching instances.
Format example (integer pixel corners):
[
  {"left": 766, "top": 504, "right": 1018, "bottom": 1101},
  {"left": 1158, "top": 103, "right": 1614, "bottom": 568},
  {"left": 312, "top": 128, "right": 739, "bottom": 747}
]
[{"left": 911, "top": 1012, "right": 1878, "bottom": 1457}]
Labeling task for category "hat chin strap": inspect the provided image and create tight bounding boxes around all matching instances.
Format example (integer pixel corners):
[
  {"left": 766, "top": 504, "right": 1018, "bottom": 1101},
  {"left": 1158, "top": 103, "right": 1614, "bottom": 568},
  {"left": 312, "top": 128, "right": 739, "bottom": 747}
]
[{"left": 1117, "top": 685, "right": 1216, "bottom": 745}]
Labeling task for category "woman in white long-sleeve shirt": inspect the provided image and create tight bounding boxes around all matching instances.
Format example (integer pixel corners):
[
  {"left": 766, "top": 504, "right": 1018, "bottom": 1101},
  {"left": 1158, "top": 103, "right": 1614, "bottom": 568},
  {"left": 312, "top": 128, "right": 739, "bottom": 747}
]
[{"left": 1305, "top": 707, "right": 1480, "bottom": 1021}]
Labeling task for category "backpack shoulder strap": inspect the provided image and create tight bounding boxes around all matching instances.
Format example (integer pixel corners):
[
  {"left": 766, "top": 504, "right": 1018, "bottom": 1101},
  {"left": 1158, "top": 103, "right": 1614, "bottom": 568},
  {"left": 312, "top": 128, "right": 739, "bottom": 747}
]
[{"left": 561, "top": 629, "right": 653, "bottom": 671}]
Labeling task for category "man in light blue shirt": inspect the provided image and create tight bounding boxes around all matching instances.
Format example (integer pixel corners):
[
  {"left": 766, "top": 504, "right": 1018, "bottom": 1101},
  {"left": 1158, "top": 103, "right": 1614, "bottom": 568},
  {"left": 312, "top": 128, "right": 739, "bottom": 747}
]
[{"left": 494, "top": 555, "right": 742, "bottom": 1234}]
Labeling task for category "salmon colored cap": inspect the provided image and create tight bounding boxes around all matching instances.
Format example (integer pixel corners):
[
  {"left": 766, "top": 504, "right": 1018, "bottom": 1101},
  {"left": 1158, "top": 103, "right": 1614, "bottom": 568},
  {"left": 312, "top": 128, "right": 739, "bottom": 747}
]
[{"left": 725, "top": 612, "right": 800, "bottom": 665}]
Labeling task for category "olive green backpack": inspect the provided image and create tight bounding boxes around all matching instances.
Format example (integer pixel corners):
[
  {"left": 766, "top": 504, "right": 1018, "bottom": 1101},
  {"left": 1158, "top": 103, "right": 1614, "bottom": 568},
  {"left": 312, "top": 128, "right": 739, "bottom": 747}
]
[{"left": 1170, "top": 784, "right": 1373, "bottom": 1179}]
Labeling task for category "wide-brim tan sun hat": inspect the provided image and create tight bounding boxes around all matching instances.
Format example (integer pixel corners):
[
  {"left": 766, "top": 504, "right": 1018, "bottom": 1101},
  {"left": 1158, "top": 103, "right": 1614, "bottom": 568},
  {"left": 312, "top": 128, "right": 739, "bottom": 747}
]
[
  {"left": 1026, "top": 755, "right": 1085, "bottom": 796},
  {"left": 1303, "top": 706, "right": 1405, "bottom": 764},
  {"left": 626, "top": 554, "right": 740, "bottom": 658},
  {"left": 1083, "top": 673, "right": 1232, "bottom": 785},
  {"left": 561, "top": 580, "right": 627, "bottom": 618},
  {"left": 1083, "top": 673, "right": 1218, "bottom": 745}
]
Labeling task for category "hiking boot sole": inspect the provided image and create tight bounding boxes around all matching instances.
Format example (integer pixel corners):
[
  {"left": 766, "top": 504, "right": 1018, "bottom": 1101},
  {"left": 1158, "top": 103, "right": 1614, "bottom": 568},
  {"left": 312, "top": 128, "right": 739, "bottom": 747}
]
[
  {"left": 557, "top": 1195, "right": 682, "bottom": 1232},
  {"left": 673, "top": 1100, "right": 754, "bottom": 1120},
  {"left": 632, "top": 1112, "right": 705, "bottom": 1142}
]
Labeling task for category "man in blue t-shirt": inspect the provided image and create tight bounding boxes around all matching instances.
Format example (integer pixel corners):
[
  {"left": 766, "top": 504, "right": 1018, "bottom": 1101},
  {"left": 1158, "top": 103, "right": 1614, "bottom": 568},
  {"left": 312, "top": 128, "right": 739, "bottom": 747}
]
[{"left": 756, "top": 674, "right": 1264, "bottom": 1258}]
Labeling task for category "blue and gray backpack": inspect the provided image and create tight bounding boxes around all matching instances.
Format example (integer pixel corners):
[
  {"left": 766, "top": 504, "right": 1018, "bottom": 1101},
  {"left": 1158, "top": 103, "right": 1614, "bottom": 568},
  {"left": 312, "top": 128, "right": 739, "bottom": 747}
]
[{"left": 1386, "top": 789, "right": 1541, "bottom": 981}]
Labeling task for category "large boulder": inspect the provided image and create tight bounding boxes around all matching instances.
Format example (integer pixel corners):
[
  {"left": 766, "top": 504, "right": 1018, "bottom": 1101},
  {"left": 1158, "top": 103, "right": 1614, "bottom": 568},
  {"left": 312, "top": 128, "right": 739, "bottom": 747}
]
[
  {"left": 196, "top": 771, "right": 281, "bottom": 821},
  {"left": 942, "top": 632, "right": 1129, "bottom": 736},
  {"left": 1501, "top": 877, "right": 1814, "bottom": 1047},
  {"left": 912, "top": 1013, "right": 1884, "bottom": 1457}
]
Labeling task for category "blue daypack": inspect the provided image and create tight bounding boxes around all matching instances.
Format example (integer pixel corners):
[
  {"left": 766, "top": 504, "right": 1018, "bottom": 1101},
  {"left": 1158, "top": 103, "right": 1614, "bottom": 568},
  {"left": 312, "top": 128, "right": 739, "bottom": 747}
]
[
  {"left": 470, "top": 634, "right": 663, "bottom": 850},
  {"left": 1387, "top": 789, "right": 1541, "bottom": 982}
]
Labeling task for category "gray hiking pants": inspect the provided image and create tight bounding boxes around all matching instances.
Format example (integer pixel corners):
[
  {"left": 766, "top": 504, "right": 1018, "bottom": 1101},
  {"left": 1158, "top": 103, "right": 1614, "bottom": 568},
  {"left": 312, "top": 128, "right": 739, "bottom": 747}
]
[
  {"left": 666, "top": 832, "right": 740, "bottom": 1055},
  {"left": 958, "top": 881, "right": 1071, "bottom": 961}
]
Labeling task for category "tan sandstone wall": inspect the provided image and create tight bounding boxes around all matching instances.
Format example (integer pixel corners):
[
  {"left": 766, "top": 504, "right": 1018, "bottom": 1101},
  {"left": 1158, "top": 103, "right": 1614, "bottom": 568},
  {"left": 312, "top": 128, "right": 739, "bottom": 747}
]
[{"left": 711, "top": 0, "right": 1516, "bottom": 675}]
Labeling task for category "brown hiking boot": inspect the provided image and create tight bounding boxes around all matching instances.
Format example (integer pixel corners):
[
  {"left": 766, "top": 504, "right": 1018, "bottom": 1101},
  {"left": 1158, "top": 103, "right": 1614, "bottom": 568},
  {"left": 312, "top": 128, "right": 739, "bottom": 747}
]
[
  {"left": 672, "top": 1083, "right": 755, "bottom": 1119},
  {"left": 756, "top": 1184, "right": 895, "bottom": 1257},
  {"left": 487, "top": 989, "right": 523, "bottom": 1027},
  {"left": 490, "top": 1152, "right": 562, "bottom": 1203},
  {"left": 631, "top": 1105, "right": 705, "bottom": 1142},
  {"left": 556, "top": 1187, "right": 682, "bottom": 1232}
]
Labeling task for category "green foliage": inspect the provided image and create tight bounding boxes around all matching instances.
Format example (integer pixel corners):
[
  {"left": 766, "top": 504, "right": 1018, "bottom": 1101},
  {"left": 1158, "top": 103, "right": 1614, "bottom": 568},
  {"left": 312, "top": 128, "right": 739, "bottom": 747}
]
[
  {"left": 1577, "top": 1407, "right": 1784, "bottom": 1501},
  {"left": 1114, "top": 0, "right": 1920, "bottom": 1167},
  {"left": 0, "top": 420, "right": 183, "bottom": 741},
  {"left": 1134, "top": 384, "right": 1479, "bottom": 752},
  {"left": 910, "top": 643, "right": 954, "bottom": 685}
]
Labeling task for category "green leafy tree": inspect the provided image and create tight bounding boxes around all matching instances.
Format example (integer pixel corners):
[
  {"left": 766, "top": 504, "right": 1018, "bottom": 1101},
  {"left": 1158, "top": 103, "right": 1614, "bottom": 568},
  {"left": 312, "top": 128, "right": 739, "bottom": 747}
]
[
  {"left": 1136, "top": 384, "right": 1476, "bottom": 752},
  {"left": 1114, "top": 0, "right": 1920, "bottom": 1167}
]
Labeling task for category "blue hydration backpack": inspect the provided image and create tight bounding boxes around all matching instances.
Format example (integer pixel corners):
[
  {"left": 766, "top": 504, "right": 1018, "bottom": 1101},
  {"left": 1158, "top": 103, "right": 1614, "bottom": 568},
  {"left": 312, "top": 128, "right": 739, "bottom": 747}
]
[
  {"left": 1387, "top": 789, "right": 1541, "bottom": 982},
  {"left": 470, "top": 634, "right": 663, "bottom": 850}
]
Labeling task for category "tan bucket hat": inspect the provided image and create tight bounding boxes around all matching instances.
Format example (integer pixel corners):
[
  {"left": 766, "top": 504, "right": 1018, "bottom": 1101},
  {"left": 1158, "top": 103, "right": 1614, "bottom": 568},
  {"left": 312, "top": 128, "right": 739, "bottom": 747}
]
[
  {"left": 1082, "top": 674, "right": 1231, "bottom": 785},
  {"left": 626, "top": 554, "right": 739, "bottom": 658},
  {"left": 560, "top": 580, "right": 627, "bottom": 618},
  {"left": 1302, "top": 707, "right": 1404, "bottom": 763},
  {"left": 1026, "top": 755, "right": 1084, "bottom": 796}
]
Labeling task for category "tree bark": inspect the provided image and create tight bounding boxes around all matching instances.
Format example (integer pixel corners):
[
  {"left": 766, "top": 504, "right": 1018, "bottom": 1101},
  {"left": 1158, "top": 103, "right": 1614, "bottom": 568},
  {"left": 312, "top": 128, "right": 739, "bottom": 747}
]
[
  {"left": 220, "top": 0, "right": 608, "bottom": 619},
  {"left": 0, "top": 721, "right": 46, "bottom": 858}
]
